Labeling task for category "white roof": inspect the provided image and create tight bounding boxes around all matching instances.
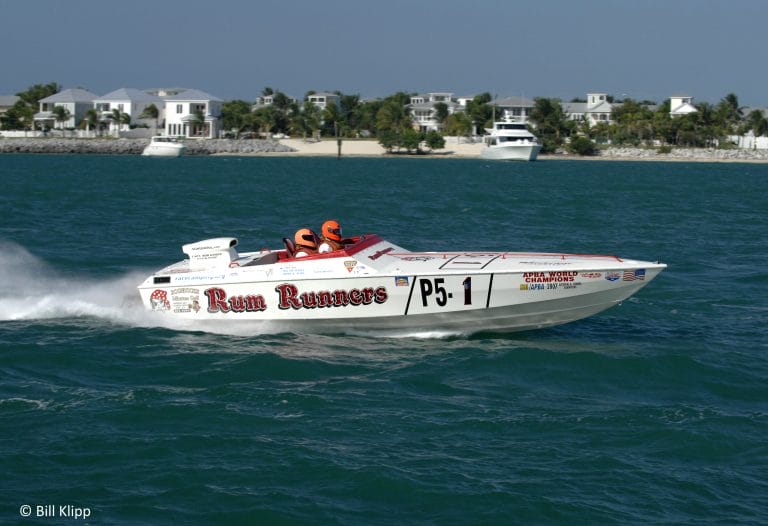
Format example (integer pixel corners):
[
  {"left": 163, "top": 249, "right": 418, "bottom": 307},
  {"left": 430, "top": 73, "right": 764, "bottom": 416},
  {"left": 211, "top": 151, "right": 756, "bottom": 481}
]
[
  {"left": 39, "top": 88, "right": 98, "bottom": 103},
  {"left": 95, "top": 88, "right": 163, "bottom": 103},
  {"left": 0, "top": 95, "right": 19, "bottom": 107},
  {"left": 163, "top": 89, "right": 223, "bottom": 102}
]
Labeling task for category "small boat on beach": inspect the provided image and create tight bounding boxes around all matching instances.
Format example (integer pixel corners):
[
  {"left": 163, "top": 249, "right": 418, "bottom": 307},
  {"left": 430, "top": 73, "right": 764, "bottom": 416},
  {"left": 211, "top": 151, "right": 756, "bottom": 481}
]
[
  {"left": 481, "top": 120, "right": 542, "bottom": 161},
  {"left": 138, "top": 234, "right": 665, "bottom": 334},
  {"left": 141, "top": 136, "right": 186, "bottom": 157}
]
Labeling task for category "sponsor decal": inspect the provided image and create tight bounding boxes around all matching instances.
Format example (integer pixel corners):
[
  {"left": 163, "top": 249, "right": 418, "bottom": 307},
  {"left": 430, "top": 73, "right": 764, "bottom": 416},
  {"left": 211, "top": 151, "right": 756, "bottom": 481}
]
[
  {"left": 520, "top": 282, "right": 581, "bottom": 291},
  {"left": 395, "top": 276, "right": 409, "bottom": 287},
  {"left": 579, "top": 272, "right": 603, "bottom": 279},
  {"left": 623, "top": 269, "right": 646, "bottom": 281},
  {"left": 149, "top": 289, "right": 171, "bottom": 311},
  {"left": 397, "top": 256, "right": 438, "bottom": 262},
  {"left": 200, "top": 283, "right": 389, "bottom": 315},
  {"left": 280, "top": 265, "right": 305, "bottom": 277},
  {"left": 605, "top": 272, "right": 621, "bottom": 282},
  {"left": 170, "top": 287, "right": 202, "bottom": 314},
  {"left": 344, "top": 260, "right": 357, "bottom": 273},
  {"left": 205, "top": 288, "right": 267, "bottom": 313},
  {"left": 173, "top": 274, "right": 227, "bottom": 282},
  {"left": 519, "top": 261, "right": 571, "bottom": 266},
  {"left": 369, "top": 247, "right": 394, "bottom": 260},
  {"left": 523, "top": 271, "right": 578, "bottom": 283},
  {"left": 275, "top": 283, "right": 388, "bottom": 310}
]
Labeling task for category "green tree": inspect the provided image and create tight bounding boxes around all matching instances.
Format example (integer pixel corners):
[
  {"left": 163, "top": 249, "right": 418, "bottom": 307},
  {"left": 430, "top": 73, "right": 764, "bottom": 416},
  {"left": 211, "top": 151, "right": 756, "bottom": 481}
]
[
  {"left": 425, "top": 130, "right": 445, "bottom": 150},
  {"left": 301, "top": 101, "right": 322, "bottom": 139},
  {"left": 567, "top": 136, "right": 596, "bottom": 156},
  {"left": 52, "top": 105, "right": 71, "bottom": 132},
  {"left": 466, "top": 93, "right": 493, "bottom": 133},
  {"left": 443, "top": 111, "right": 472, "bottom": 138},
  {"left": 1, "top": 82, "right": 61, "bottom": 130},
  {"left": 82, "top": 108, "right": 100, "bottom": 133},
  {"left": 433, "top": 102, "right": 449, "bottom": 127},
  {"left": 221, "top": 100, "right": 252, "bottom": 136},
  {"left": 714, "top": 93, "right": 743, "bottom": 132},
  {"left": 139, "top": 103, "right": 160, "bottom": 133},
  {"left": 400, "top": 128, "right": 423, "bottom": 153},
  {"left": 529, "top": 97, "right": 569, "bottom": 153},
  {"left": 375, "top": 98, "right": 411, "bottom": 135},
  {"left": 746, "top": 109, "right": 768, "bottom": 137},
  {"left": 108, "top": 108, "right": 131, "bottom": 135}
]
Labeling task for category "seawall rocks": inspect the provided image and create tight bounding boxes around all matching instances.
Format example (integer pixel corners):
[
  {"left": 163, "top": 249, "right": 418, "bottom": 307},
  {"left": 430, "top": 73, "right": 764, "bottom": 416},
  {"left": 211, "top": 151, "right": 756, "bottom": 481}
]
[
  {"left": 597, "top": 146, "right": 768, "bottom": 162},
  {"left": 0, "top": 138, "right": 296, "bottom": 155}
]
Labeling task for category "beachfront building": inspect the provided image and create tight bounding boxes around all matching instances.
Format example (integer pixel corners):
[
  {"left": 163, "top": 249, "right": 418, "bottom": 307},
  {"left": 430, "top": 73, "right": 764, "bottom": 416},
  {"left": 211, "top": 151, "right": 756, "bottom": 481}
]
[
  {"left": 307, "top": 92, "right": 340, "bottom": 111},
  {"left": 669, "top": 95, "right": 697, "bottom": 117},
  {"left": 163, "top": 89, "right": 223, "bottom": 139},
  {"left": 408, "top": 92, "right": 460, "bottom": 132},
  {"left": 491, "top": 96, "right": 535, "bottom": 123},
  {"left": 252, "top": 93, "right": 298, "bottom": 110},
  {"left": 92, "top": 88, "right": 165, "bottom": 134},
  {"left": 562, "top": 92, "right": 615, "bottom": 125},
  {"left": 33, "top": 88, "right": 98, "bottom": 130},
  {"left": 0, "top": 95, "right": 19, "bottom": 116}
]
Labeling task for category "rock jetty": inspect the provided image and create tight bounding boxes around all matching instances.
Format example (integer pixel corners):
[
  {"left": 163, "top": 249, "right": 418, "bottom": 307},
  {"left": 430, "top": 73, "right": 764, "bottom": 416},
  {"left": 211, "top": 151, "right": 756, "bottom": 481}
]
[
  {"left": 595, "top": 146, "right": 768, "bottom": 162},
  {"left": 0, "top": 138, "right": 296, "bottom": 155}
]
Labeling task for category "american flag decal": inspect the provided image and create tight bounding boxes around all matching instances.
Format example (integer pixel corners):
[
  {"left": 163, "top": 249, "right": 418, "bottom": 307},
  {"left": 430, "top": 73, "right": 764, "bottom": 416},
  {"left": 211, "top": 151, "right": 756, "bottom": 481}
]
[{"left": 623, "top": 269, "right": 646, "bottom": 281}]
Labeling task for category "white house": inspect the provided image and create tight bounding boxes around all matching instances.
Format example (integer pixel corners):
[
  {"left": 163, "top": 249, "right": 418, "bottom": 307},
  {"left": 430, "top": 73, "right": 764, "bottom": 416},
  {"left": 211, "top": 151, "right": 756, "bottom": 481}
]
[
  {"left": 252, "top": 93, "right": 298, "bottom": 110},
  {"left": 407, "top": 92, "right": 459, "bottom": 132},
  {"left": 562, "top": 92, "right": 615, "bottom": 125},
  {"left": 307, "top": 92, "right": 340, "bottom": 110},
  {"left": 0, "top": 95, "right": 19, "bottom": 116},
  {"left": 670, "top": 95, "right": 697, "bottom": 117},
  {"left": 92, "top": 88, "right": 165, "bottom": 133},
  {"left": 163, "top": 89, "right": 223, "bottom": 139},
  {"left": 33, "top": 88, "right": 98, "bottom": 130},
  {"left": 491, "top": 96, "right": 535, "bottom": 123}
]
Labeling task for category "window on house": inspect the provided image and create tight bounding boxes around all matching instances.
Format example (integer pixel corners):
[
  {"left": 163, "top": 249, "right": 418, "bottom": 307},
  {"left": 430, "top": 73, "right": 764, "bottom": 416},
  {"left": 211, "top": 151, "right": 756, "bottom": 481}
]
[
  {"left": 118, "top": 104, "right": 124, "bottom": 111},
  {"left": 176, "top": 104, "right": 183, "bottom": 114}
]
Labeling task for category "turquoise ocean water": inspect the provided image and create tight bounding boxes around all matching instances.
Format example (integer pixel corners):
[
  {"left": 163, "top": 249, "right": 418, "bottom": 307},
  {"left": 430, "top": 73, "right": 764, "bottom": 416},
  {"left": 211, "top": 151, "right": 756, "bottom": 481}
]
[{"left": 1, "top": 154, "right": 766, "bottom": 525}]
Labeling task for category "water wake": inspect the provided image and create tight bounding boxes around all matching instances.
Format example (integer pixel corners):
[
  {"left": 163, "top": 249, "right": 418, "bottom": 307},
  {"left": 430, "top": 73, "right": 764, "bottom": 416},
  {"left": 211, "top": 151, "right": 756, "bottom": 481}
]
[{"left": 0, "top": 241, "right": 383, "bottom": 338}]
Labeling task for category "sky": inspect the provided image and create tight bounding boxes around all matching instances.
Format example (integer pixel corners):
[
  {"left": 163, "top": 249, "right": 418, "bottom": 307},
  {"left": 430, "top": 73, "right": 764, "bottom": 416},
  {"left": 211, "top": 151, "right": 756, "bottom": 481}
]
[{"left": 2, "top": 0, "right": 767, "bottom": 106}]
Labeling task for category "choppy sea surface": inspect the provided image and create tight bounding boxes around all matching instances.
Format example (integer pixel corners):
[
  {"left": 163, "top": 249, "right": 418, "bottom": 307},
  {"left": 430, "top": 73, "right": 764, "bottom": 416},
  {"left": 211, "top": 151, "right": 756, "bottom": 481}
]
[{"left": 1, "top": 154, "right": 766, "bottom": 525}]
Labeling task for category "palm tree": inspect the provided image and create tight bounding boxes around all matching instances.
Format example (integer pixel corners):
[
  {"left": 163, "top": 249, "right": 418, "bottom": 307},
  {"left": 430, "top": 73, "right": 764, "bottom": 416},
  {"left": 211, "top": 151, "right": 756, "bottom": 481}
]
[
  {"left": 108, "top": 108, "right": 131, "bottom": 136},
  {"left": 746, "top": 110, "right": 768, "bottom": 149},
  {"left": 139, "top": 103, "right": 160, "bottom": 133},
  {"left": 83, "top": 109, "right": 99, "bottom": 135},
  {"left": 52, "top": 105, "right": 71, "bottom": 135}
]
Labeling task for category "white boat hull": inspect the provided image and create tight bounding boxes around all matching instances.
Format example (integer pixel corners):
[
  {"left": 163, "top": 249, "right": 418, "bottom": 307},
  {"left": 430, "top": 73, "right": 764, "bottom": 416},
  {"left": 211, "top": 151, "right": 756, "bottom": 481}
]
[
  {"left": 138, "top": 235, "right": 665, "bottom": 334},
  {"left": 481, "top": 143, "right": 542, "bottom": 161},
  {"left": 141, "top": 137, "right": 186, "bottom": 157}
]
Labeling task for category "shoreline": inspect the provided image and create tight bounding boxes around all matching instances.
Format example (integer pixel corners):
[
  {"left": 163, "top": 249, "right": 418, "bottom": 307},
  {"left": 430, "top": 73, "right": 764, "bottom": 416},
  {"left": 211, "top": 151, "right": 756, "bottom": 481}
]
[{"left": 2, "top": 137, "right": 768, "bottom": 163}]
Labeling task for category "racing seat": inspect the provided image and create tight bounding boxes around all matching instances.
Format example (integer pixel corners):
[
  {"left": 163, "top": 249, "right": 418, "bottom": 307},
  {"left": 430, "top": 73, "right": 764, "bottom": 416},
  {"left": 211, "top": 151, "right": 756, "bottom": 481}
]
[{"left": 283, "top": 237, "right": 296, "bottom": 257}]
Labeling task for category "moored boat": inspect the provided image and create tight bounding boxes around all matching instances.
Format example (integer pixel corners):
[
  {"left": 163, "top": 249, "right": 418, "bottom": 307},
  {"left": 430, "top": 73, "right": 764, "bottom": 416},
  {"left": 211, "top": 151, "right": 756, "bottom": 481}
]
[
  {"left": 481, "top": 120, "right": 542, "bottom": 161},
  {"left": 137, "top": 234, "right": 666, "bottom": 334},
  {"left": 141, "top": 136, "right": 186, "bottom": 157}
]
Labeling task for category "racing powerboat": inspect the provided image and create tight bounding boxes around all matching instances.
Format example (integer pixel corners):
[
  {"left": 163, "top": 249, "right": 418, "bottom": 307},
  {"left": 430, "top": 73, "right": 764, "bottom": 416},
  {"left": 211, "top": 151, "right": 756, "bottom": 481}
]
[{"left": 137, "top": 234, "right": 665, "bottom": 334}]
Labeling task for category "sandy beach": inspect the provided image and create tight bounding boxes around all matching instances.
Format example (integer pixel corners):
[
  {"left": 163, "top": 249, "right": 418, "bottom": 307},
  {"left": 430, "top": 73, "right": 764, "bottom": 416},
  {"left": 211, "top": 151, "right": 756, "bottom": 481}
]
[{"left": 275, "top": 138, "right": 485, "bottom": 158}]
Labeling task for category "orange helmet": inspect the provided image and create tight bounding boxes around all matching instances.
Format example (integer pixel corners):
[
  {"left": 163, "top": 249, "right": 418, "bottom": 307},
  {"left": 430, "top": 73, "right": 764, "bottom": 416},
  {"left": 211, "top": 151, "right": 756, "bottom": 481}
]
[
  {"left": 322, "top": 220, "right": 342, "bottom": 242},
  {"left": 294, "top": 228, "right": 318, "bottom": 250}
]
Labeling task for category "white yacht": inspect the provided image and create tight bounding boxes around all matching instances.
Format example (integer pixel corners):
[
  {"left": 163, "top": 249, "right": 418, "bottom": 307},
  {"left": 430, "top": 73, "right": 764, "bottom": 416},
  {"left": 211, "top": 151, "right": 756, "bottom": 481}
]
[
  {"left": 141, "top": 136, "right": 186, "bottom": 157},
  {"left": 481, "top": 120, "right": 542, "bottom": 161}
]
